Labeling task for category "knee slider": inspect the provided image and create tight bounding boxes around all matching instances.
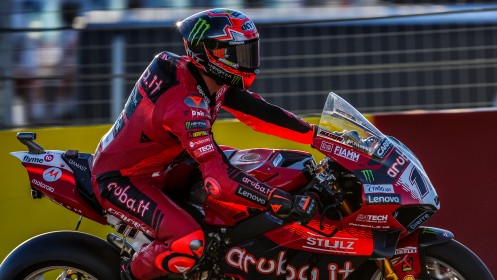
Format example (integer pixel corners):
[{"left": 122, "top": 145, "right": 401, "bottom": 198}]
[{"left": 155, "top": 230, "right": 205, "bottom": 274}]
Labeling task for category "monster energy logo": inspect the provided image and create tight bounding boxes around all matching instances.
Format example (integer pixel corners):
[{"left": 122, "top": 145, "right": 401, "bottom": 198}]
[
  {"left": 188, "top": 18, "right": 210, "bottom": 46},
  {"left": 361, "top": 170, "right": 374, "bottom": 183},
  {"left": 231, "top": 75, "right": 241, "bottom": 85}
]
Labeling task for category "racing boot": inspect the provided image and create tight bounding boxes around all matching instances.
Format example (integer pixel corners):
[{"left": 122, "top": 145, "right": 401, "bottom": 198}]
[
  {"left": 155, "top": 230, "right": 205, "bottom": 274},
  {"left": 129, "top": 230, "right": 205, "bottom": 279}
]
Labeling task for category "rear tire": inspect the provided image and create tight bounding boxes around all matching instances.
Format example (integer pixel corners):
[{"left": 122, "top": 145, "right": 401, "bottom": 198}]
[{"left": 0, "top": 231, "right": 121, "bottom": 280}]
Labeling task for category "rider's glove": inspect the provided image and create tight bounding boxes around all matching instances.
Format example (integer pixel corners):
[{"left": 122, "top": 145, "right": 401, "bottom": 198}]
[{"left": 268, "top": 190, "right": 319, "bottom": 224}]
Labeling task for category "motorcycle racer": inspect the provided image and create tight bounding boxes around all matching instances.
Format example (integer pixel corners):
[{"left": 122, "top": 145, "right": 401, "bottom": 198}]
[{"left": 91, "top": 8, "right": 319, "bottom": 280}]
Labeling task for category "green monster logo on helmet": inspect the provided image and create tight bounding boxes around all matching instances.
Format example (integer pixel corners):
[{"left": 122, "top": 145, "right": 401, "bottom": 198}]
[
  {"left": 231, "top": 75, "right": 241, "bottom": 85},
  {"left": 188, "top": 18, "right": 210, "bottom": 46}
]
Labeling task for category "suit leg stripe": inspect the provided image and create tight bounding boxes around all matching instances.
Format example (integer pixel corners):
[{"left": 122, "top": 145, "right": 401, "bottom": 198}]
[{"left": 155, "top": 213, "right": 165, "bottom": 231}]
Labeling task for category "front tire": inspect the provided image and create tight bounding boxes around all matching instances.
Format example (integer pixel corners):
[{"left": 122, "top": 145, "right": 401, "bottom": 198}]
[
  {"left": 422, "top": 239, "right": 494, "bottom": 280},
  {"left": 350, "top": 239, "right": 494, "bottom": 279},
  {"left": 0, "top": 231, "right": 121, "bottom": 280}
]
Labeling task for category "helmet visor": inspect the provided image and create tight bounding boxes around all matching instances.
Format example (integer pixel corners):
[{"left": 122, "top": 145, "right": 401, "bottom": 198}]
[{"left": 209, "top": 40, "right": 260, "bottom": 70}]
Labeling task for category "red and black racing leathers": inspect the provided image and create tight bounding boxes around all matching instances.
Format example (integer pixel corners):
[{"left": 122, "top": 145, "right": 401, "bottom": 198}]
[{"left": 91, "top": 52, "right": 315, "bottom": 280}]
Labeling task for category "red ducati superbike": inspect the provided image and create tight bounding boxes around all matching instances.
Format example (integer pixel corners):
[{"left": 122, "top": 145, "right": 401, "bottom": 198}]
[{"left": 0, "top": 92, "right": 494, "bottom": 280}]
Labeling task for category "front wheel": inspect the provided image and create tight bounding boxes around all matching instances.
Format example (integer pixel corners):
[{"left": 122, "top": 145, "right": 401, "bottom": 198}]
[
  {"left": 0, "top": 231, "right": 121, "bottom": 280},
  {"left": 353, "top": 239, "right": 494, "bottom": 280},
  {"left": 420, "top": 239, "right": 494, "bottom": 280}
]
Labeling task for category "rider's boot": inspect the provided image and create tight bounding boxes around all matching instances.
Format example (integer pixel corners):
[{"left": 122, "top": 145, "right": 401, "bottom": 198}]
[{"left": 122, "top": 230, "right": 205, "bottom": 279}]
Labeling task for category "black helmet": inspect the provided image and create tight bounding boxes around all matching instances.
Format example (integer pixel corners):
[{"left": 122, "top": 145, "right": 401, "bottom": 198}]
[{"left": 178, "top": 8, "right": 260, "bottom": 90}]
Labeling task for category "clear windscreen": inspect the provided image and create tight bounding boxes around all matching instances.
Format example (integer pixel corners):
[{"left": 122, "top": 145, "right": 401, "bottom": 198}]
[{"left": 318, "top": 92, "right": 386, "bottom": 155}]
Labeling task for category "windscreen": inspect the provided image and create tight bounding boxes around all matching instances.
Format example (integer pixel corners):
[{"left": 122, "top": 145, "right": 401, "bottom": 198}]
[{"left": 318, "top": 92, "right": 386, "bottom": 155}]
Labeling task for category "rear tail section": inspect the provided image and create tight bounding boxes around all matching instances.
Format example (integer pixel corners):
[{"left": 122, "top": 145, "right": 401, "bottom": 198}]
[{"left": 10, "top": 132, "right": 106, "bottom": 224}]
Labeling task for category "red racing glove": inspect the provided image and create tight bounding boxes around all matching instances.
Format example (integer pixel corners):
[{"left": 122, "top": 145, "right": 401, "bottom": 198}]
[{"left": 268, "top": 190, "right": 319, "bottom": 224}]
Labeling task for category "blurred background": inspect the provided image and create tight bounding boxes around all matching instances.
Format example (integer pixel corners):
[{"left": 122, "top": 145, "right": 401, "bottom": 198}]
[
  {"left": 1, "top": 0, "right": 497, "bottom": 276},
  {"left": 1, "top": 0, "right": 497, "bottom": 128}
]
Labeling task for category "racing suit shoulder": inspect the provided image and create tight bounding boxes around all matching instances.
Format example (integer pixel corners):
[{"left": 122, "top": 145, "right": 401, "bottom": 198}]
[{"left": 139, "top": 51, "right": 190, "bottom": 104}]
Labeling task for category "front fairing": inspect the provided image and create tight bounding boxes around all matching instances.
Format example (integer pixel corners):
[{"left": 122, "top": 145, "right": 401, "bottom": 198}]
[{"left": 313, "top": 92, "right": 439, "bottom": 210}]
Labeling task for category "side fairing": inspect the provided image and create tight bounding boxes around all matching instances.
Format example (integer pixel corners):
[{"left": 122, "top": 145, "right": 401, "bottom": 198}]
[{"left": 222, "top": 233, "right": 367, "bottom": 280}]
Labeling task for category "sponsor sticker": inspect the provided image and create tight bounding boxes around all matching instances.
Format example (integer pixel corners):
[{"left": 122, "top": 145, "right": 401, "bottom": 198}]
[
  {"left": 402, "top": 257, "right": 414, "bottom": 272},
  {"left": 305, "top": 232, "right": 356, "bottom": 253},
  {"left": 361, "top": 170, "right": 375, "bottom": 183},
  {"left": 185, "top": 120, "right": 207, "bottom": 130},
  {"left": 319, "top": 141, "right": 334, "bottom": 152},
  {"left": 189, "top": 137, "right": 211, "bottom": 148},
  {"left": 225, "top": 247, "right": 355, "bottom": 278},
  {"left": 43, "top": 167, "right": 62, "bottom": 182},
  {"left": 44, "top": 154, "right": 54, "bottom": 162},
  {"left": 184, "top": 94, "right": 208, "bottom": 109},
  {"left": 194, "top": 143, "right": 214, "bottom": 157},
  {"left": 387, "top": 153, "right": 408, "bottom": 178},
  {"left": 395, "top": 246, "right": 417, "bottom": 255},
  {"left": 374, "top": 138, "right": 393, "bottom": 158},
  {"left": 140, "top": 69, "right": 166, "bottom": 100},
  {"left": 364, "top": 184, "right": 394, "bottom": 194},
  {"left": 334, "top": 145, "right": 360, "bottom": 162},
  {"left": 356, "top": 214, "right": 388, "bottom": 223},
  {"left": 190, "top": 109, "right": 210, "bottom": 118},
  {"left": 106, "top": 182, "right": 157, "bottom": 223},
  {"left": 365, "top": 194, "right": 401, "bottom": 204},
  {"left": 241, "top": 20, "right": 255, "bottom": 31},
  {"left": 187, "top": 130, "right": 209, "bottom": 138},
  {"left": 22, "top": 155, "right": 44, "bottom": 164},
  {"left": 407, "top": 211, "right": 434, "bottom": 231},
  {"left": 32, "top": 178, "right": 54, "bottom": 192},
  {"left": 235, "top": 185, "right": 267, "bottom": 205},
  {"left": 68, "top": 159, "right": 88, "bottom": 172},
  {"left": 236, "top": 174, "right": 272, "bottom": 195}
]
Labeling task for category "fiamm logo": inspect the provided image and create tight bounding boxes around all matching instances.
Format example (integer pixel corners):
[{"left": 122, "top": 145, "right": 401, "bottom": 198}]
[{"left": 188, "top": 18, "right": 210, "bottom": 46}]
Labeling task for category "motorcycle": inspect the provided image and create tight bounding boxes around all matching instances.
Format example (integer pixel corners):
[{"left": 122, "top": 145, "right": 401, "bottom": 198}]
[{"left": 0, "top": 92, "right": 494, "bottom": 280}]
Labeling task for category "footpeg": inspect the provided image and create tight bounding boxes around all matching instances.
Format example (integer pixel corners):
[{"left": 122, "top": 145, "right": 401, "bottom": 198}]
[{"left": 107, "top": 233, "right": 136, "bottom": 257}]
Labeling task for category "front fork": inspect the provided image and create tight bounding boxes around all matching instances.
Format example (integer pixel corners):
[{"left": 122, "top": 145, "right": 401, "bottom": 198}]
[{"left": 375, "top": 259, "right": 399, "bottom": 280}]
